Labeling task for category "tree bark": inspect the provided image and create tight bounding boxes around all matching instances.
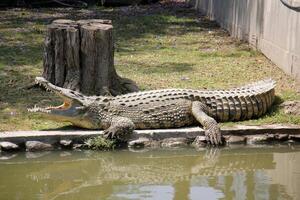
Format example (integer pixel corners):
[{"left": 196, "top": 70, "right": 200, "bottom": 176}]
[{"left": 43, "top": 19, "right": 139, "bottom": 96}]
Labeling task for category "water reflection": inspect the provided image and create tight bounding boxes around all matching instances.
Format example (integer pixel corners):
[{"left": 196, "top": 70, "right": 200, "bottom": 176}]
[{"left": 0, "top": 146, "right": 299, "bottom": 200}]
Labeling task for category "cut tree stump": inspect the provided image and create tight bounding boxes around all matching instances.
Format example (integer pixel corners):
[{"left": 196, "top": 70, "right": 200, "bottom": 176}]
[{"left": 43, "top": 19, "right": 139, "bottom": 96}]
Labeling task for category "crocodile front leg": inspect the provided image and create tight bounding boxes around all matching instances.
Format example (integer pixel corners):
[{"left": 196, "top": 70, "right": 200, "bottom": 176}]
[
  {"left": 191, "top": 101, "right": 222, "bottom": 146},
  {"left": 103, "top": 116, "right": 135, "bottom": 141}
]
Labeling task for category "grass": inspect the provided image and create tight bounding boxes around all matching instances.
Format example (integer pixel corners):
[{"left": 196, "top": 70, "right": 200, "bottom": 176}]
[
  {"left": 0, "top": 1, "right": 299, "bottom": 131},
  {"left": 84, "top": 136, "right": 117, "bottom": 150}
]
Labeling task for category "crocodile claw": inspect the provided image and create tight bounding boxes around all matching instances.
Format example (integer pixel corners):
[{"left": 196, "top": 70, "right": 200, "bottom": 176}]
[
  {"left": 103, "top": 127, "right": 132, "bottom": 141},
  {"left": 205, "top": 126, "right": 222, "bottom": 146},
  {"left": 103, "top": 129, "right": 118, "bottom": 140}
]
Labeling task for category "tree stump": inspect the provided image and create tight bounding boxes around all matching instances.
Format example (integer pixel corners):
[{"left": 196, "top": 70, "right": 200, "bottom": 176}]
[{"left": 43, "top": 19, "right": 139, "bottom": 96}]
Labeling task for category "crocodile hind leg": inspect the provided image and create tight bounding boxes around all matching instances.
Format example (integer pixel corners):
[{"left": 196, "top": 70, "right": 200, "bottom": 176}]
[
  {"left": 191, "top": 101, "right": 222, "bottom": 146},
  {"left": 103, "top": 116, "right": 135, "bottom": 141}
]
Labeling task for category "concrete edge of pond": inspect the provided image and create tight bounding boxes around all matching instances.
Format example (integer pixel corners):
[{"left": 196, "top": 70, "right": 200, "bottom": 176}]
[{"left": 0, "top": 124, "right": 299, "bottom": 152}]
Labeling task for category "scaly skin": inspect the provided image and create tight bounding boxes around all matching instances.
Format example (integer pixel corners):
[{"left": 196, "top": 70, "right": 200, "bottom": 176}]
[{"left": 29, "top": 77, "right": 276, "bottom": 145}]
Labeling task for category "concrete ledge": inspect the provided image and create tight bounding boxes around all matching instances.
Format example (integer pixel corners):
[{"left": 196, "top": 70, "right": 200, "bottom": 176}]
[{"left": 0, "top": 124, "right": 299, "bottom": 151}]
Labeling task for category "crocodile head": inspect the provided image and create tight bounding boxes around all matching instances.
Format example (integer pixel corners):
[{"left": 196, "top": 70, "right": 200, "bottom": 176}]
[{"left": 28, "top": 77, "right": 98, "bottom": 129}]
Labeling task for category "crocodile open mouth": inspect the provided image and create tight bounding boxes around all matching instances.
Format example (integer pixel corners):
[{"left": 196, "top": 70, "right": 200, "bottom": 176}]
[
  {"left": 28, "top": 77, "right": 79, "bottom": 114},
  {"left": 28, "top": 77, "right": 97, "bottom": 129},
  {"left": 28, "top": 100, "right": 72, "bottom": 113}
]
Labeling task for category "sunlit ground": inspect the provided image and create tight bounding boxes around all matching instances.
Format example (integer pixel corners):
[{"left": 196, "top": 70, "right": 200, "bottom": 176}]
[{"left": 0, "top": 1, "right": 299, "bottom": 131}]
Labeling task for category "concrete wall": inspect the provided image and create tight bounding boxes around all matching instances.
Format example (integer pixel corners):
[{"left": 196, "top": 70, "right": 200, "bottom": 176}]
[{"left": 188, "top": 0, "right": 300, "bottom": 81}]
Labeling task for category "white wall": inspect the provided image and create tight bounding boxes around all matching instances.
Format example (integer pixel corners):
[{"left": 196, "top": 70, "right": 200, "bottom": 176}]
[{"left": 188, "top": 0, "right": 300, "bottom": 81}]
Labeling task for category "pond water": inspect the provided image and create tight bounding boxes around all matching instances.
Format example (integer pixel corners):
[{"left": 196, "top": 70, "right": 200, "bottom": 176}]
[{"left": 0, "top": 146, "right": 300, "bottom": 200}]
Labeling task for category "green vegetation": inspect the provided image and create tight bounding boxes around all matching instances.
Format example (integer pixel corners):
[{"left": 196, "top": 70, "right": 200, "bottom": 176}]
[
  {"left": 0, "top": 3, "right": 299, "bottom": 131},
  {"left": 84, "top": 136, "right": 117, "bottom": 150}
]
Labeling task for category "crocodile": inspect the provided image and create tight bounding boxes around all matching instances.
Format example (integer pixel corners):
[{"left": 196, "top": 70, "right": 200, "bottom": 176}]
[{"left": 29, "top": 77, "right": 276, "bottom": 145}]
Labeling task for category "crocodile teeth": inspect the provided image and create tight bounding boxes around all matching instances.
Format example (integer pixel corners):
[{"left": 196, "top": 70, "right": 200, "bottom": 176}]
[
  {"left": 28, "top": 107, "right": 51, "bottom": 113},
  {"left": 35, "top": 80, "right": 53, "bottom": 93}
]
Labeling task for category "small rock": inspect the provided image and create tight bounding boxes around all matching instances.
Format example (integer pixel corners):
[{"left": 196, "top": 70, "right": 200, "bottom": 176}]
[
  {"left": 274, "top": 134, "right": 289, "bottom": 141},
  {"left": 247, "top": 135, "right": 274, "bottom": 144},
  {"left": 128, "top": 137, "right": 152, "bottom": 148},
  {"left": 161, "top": 137, "right": 188, "bottom": 148},
  {"left": 289, "top": 135, "right": 300, "bottom": 141},
  {"left": 0, "top": 142, "right": 19, "bottom": 151},
  {"left": 72, "top": 144, "right": 84, "bottom": 150},
  {"left": 192, "top": 136, "right": 207, "bottom": 147},
  {"left": 226, "top": 136, "right": 246, "bottom": 144},
  {"left": 26, "top": 141, "right": 54, "bottom": 152},
  {"left": 194, "top": 135, "right": 206, "bottom": 142},
  {"left": 60, "top": 139, "right": 73, "bottom": 148},
  {"left": 150, "top": 140, "right": 161, "bottom": 148},
  {"left": 280, "top": 101, "right": 300, "bottom": 115}
]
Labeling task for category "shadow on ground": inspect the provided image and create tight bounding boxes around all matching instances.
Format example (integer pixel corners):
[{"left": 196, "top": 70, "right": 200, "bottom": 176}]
[{"left": 0, "top": 1, "right": 220, "bottom": 106}]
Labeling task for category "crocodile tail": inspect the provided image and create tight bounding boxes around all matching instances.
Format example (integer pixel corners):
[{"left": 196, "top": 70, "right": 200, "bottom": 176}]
[
  {"left": 238, "top": 78, "right": 276, "bottom": 92},
  {"left": 211, "top": 79, "right": 276, "bottom": 122},
  {"left": 252, "top": 79, "right": 276, "bottom": 117},
  {"left": 230, "top": 78, "right": 276, "bottom": 121}
]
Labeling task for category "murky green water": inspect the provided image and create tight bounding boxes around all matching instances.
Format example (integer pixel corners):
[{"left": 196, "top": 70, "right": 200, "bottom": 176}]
[{"left": 0, "top": 146, "right": 300, "bottom": 200}]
